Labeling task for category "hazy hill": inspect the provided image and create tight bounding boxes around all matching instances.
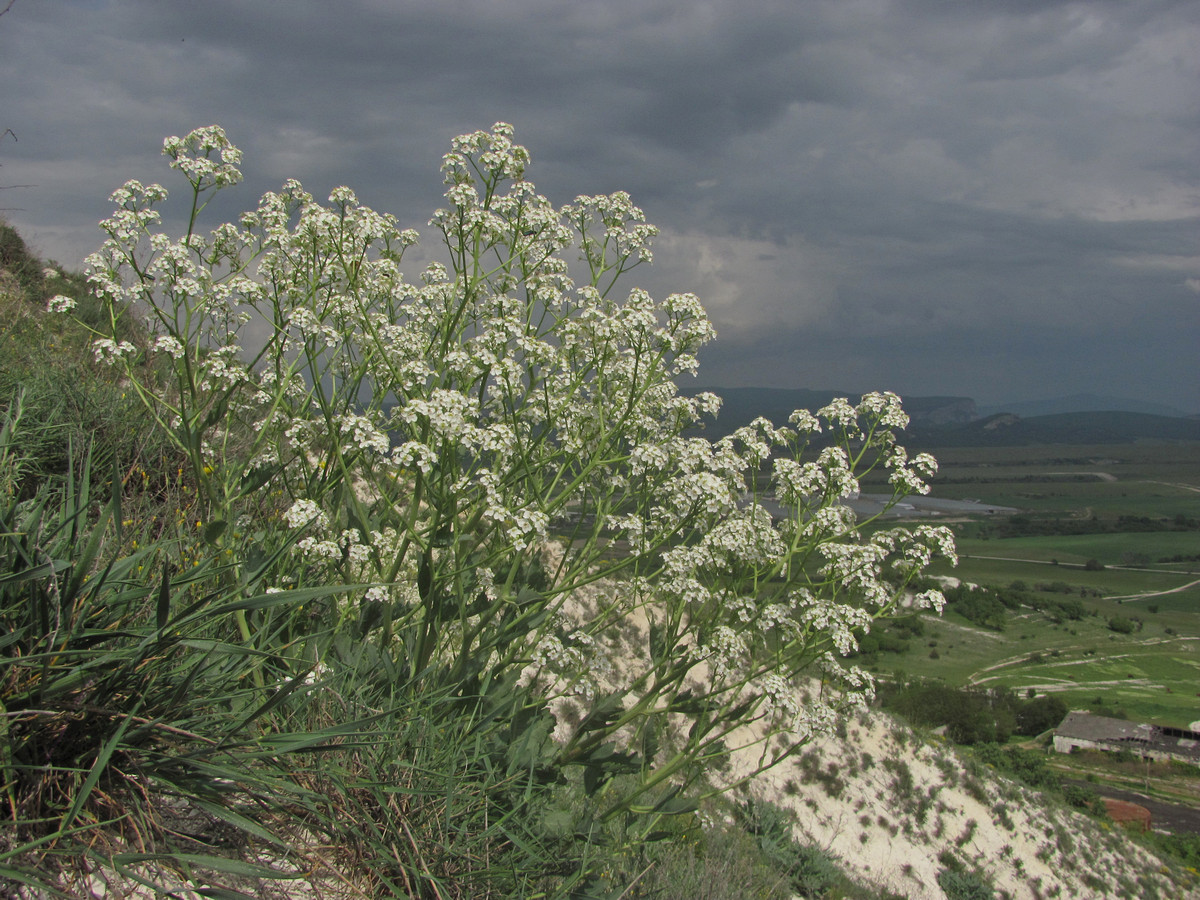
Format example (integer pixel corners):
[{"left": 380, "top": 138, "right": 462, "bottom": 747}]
[
  {"left": 909, "top": 410, "right": 1200, "bottom": 446},
  {"left": 689, "top": 387, "right": 978, "bottom": 433},
  {"left": 687, "top": 386, "right": 1200, "bottom": 446},
  {"left": 978, "top": 393, "right": 1194, "bottom": 419}
]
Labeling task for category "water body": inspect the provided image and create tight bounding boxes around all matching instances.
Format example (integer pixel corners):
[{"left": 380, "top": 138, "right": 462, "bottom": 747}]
[
  {"left": 759, "top": 494, "right": 1017, "bottom": 521},
  {"left": 848, "top": 494, "right": 1018, "bottom": 519}
]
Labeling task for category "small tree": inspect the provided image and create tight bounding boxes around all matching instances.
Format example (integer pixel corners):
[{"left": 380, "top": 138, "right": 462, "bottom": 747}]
[
  {"left": 1016, "top": 695, "right": 1067, "bottom": 736},
  {"left": 1108, "top": 615, "right": 1135, "bottom": 635}
]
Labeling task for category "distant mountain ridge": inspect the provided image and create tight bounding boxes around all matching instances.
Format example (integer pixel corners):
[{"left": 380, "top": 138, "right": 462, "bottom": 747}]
[
  {"left": 687, "top": 387, "right": 979, "bottom": 431},
  {"left": 685, "top": 386, "right": 1200, "bottom": 445},
  {"left": 910, "top": 410, "right": 1200, "bottom": 446},
  {"left": 977, "top": 392, "right": 1192, "bottom": 419}
]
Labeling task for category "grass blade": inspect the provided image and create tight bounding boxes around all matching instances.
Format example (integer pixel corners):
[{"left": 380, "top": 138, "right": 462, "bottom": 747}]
[
  {"left": 57, "top": 707, "right": 138, "bottom": 833},
  {"left": 156, "top": 559, "right": 171, "bottom": 631}
]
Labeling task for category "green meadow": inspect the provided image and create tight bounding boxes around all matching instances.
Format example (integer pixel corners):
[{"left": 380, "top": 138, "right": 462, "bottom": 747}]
[
  {"left": 929, "top": 441, "right": 1200, "bottom": 521},
  {"left": 868, "top": 439, "right": 1200, "bottom": 728}
]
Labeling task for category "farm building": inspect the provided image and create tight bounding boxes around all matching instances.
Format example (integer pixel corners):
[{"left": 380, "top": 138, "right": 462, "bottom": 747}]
[{"left": 1053, "top": 711, "right": 1200, "bottom": 765}]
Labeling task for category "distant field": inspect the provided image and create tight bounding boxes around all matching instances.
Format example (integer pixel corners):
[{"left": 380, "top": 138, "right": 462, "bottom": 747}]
[
  {"left": 924, "top": 440, "right": 1200, "bottom": 520},
  {"left": 929, "top": 551, "right": 1199, "bottom": 599},
  {"left": 936, "top": 482, "right": 1200, "bottom": 521},
  {"left": 955, "top": 532, "right": 1199, "bottom": 566},
  {"left": 873, "top": 608, "right": 1200, "bottom": 727},
  {"left": 929, "top": 441, "right": 1200, "bottom": 478},
  {"left": 867, "top": 439, "right": 1200, "bottom": 728}
]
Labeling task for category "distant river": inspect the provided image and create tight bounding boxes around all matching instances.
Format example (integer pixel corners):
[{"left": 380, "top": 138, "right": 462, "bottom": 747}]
[{"left": 759, "top": 494, "right": 1018, "bottom": 520}]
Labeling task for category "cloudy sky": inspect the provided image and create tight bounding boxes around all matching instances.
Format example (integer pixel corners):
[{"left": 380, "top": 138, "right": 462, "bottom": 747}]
[{"left": 2, "top": 0, "right": 1197, "bottom": 412}]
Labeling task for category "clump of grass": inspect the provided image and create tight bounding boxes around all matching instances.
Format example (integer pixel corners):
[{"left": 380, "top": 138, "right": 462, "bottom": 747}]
[
  {"left": 626, "top": 795, "right": 888, "bottom": 900},
  {"left": 0, "top": 400, "right": 388, "bottom": 894},
  {"left": 0, "top": 221, "right": 46, "bottom": 300},
  {"left": 937, "top": 863, "right": 996, "bottom": 900},
  {"left": 0, "top": 227, "right": 173, "bottom": 502}
]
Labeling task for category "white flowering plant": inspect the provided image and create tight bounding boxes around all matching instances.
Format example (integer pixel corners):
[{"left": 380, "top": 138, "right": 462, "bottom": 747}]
[{"left": 78, "top": 123, "right": 955, "bottom": 847}]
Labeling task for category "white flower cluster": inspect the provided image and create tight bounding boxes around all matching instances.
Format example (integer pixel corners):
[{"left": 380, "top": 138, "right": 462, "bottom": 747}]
[
  {"left": 163, "top": 125, "right": 243, "bottom": 190},
  {"left": 887, "top": 445, "right": 940, "bottom": 496},
  {"left": 92, "top": 337, "right": 137, "bottom": 364},
  {"left": 565, "top": 191, "right": 659, "bottom": 268},
  {"left": 335, "top": 413, "right": 390, "bottom": 456},
  {"left": 152, "top": 335, "right": 185, "bottom": 358},
  {"left": 81, "top": 122, "right": 958, "bottom": 793},
  {"left": 757, "top": 672, "right": 801, "bottom": 726},
  {"left": 283, "top": 499, "right": 327, "bottom": 531}
]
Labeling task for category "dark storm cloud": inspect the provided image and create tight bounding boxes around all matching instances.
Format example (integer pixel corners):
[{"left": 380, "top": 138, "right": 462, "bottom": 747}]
[{"left": 1, "top": 0, "right": 1196, "bottom": 410}]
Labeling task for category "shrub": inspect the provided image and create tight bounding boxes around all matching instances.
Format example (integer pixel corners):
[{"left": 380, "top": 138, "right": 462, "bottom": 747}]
[
  {"left": 937, "top": 866, "right": 996, "bottom": 900},
  {"left": 1062, "top": 783, "right": 1103, "bottom": 813},
  {"left": 739, "top": 798, "right": 849, "bottom": 897},
  {"left": 880, "top": 681, "right": 1024, "bottom": 745},
  {"left": 943, "top": 584, "right": 1006, "bottom": 630},
  {"left": 1108, "top": 615, "right": 1135, "bottom": 634},
  {"left": 1016, "top": 695, "right": 1067, "bottom": 736},
  {"left": 973, "top": 744, "right": 1060, "bottom": 792},
  {"left": 79, "top": 119, "right": 955, "bottom": 771},
  {"left": 15, "top": 123, "right": 957, "bottom": 894}
]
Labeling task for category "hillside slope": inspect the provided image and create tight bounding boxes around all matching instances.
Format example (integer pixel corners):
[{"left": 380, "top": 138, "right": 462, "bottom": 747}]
[
  {"left": 731, "top": 708, "right": 1189, "bottom": 899},
  {"left": 685, "top": 386, "right": 1200, "bottom": 445}
]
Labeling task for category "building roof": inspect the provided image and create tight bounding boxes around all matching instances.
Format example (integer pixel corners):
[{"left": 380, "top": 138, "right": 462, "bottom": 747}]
[
  {"left": 1056, "top": 711, "right": 1200, "bottom": 763},
  {"left": 1056, "top": 711, "right": 1154, "bottom": 743}
]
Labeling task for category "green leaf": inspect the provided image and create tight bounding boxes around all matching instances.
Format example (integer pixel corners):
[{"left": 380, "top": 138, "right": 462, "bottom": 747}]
[
  {"left": 506, "top": 708, "right": 555, "bottom": 776},
  {"left": 199, "top": 392, "right": 232, "bottom": 432},
  {"left": 652, "top": 795, "right": 698, "bottom": 816},
  {"left": 583, "top": 760, "right": 602, "bottom": 796},
  {"left": 61, "top": 468, "right": 111, "bottom": 603},
  {"left": 538, "top": 806, "right": 577, "bottom": 838},
  {"left": 237, "top": 536, "right": 300, "bottom": 591},
  {"left": 416, "top": 547, "right": 433, "bottom": 600},
  {"left": 240, "top": 463, "right": 279, "bottom": 494},
  {"left": 574, "top": 692, "right": 624, "bottom": 734},
  {"left": 579, "top": 741, "right": 642, "bottom": 794},
  {"left": 155, "top": 560, "right": 171, "bottom": 631},
  {"left": 219, "top": 667, "right": 313, "bottom": 739},
  {"left": 171, "top": 583, "right": 361, "bottom": 629},
  {"left": 648, "top": 620, "right": 667, "bottom": 662},
  {"left": 202, "top": 519, "right": 228, "bottom": 545},
  {"left": 0, "top": 558, "right": 65, "bottom": 590},
  {"left": 112, "top": 852, "right": 297, "bottom": 881},
  {"left": 188, "top": 798, "right": 287, "bottom": 848},
  {"left": 0, "top": 866, "right": 61, "bottom": 896}
]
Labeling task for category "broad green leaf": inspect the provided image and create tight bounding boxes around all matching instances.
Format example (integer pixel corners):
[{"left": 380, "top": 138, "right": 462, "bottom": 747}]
[{"left": 202, "top": 519, "right": 228, "bottom": 545}]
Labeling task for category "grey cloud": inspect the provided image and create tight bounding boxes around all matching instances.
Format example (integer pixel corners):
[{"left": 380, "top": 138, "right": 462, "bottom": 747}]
[{"left": 1, "top": 0, "right": 1196, "bottom": 411}]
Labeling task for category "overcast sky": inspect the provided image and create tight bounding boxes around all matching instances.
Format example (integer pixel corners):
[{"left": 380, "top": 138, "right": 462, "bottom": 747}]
[{"left": 2, "top": 0, "right": 1197, "bottom": 412}]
